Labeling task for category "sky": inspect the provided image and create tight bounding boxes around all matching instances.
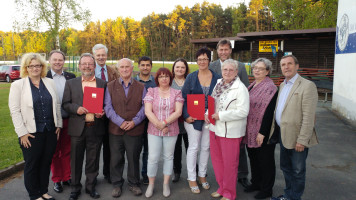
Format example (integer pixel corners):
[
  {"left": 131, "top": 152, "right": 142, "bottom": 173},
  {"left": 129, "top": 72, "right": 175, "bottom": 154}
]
[{"left": 1, "top": 0, "right": 250, "bottom": 32}]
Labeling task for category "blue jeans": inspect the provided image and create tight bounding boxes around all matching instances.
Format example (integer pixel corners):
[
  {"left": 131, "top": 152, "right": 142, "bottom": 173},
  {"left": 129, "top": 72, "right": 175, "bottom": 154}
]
[{"left": 280, "top": 138, "right": 309, "bottom": 200}]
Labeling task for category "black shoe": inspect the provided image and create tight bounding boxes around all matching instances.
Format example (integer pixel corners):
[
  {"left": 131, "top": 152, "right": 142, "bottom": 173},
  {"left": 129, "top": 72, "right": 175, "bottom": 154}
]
[
  {"left": 172, "top": 173, "right": 180, "bottom": 183},
  {"left": 271, "top": 195, "right": 290, "bottom": 200},
  {"left": 244, "top": 184, "right": 260, "bottom": 193},
  {"left": 69, "top": 191, "right": 81, "bottom": 200},
  {"left": 238, "top": 178, "right": 251, "bottom": 189},
  {"left": 85, "top": 189, "right": 100, "bottom": 199},
  {"left": 142, "top": 175, "right": 149, "bottom": 185},
  {"left": 63, "top": 179, "right": 71, "bottom": 186},
  {"left": 254, "top": 191, "right": 272, "bottom": 199},
  {"left": 104, "top": 175, "right": 112, "bottom": 184},
  {"left": 53, "top": 182, "right": 63, "bottom": 193}
]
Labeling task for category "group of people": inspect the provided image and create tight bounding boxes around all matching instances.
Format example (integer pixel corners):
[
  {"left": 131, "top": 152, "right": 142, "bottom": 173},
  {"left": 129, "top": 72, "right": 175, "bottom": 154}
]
[{"left": 8, "top": 39, "right": 319, "bottom": 200}]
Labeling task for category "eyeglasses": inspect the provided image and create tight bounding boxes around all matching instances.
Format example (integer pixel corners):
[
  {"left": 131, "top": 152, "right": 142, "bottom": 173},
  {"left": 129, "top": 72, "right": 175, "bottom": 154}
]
[
  {"left": 197, "top": 58, "right": 209, "bottom": 62},
  {"left": 158, "top": 75, "right": 169, "bottom": 79},
  {"left": 80, "top": 63, "right": 95, "bottom": 67},
  {"left": 252, "top": 67, "right": 267, "bottom": 71},
  {"left": 27, "top": 65, "right": 42, "bottom": 69}
]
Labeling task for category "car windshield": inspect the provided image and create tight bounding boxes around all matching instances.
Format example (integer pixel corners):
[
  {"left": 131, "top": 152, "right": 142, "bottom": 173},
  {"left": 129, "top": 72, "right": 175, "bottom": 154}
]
[{"left": 12, "top": 66, "right": 20, "bottom": 71}]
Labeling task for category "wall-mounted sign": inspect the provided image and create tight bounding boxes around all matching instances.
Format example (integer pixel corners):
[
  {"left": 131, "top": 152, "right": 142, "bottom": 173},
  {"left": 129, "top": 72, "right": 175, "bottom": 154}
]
[
  {"left": 259, "top": 40, "right": 278, "bottom": 52},
  {"left": 336, "top": 7, "right": 356, "bottom": 54}
]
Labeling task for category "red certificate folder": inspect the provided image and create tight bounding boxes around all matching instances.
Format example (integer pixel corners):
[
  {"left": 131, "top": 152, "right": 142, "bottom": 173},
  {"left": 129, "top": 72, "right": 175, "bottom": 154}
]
[
  {"left": 208, "top": 95, "right": 215, "bottom": 125},
  {"left": 83, "top": 86, "right": 104, "bottom": 113},
  {"left": 187, "top": 94, "right": 205, "bottom": 120}
]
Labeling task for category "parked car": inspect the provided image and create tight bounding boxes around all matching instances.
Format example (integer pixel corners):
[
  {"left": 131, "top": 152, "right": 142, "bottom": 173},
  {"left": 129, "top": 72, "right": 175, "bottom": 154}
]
[{"left": 0, "top": 65, "right": 20, "bottom": 82}]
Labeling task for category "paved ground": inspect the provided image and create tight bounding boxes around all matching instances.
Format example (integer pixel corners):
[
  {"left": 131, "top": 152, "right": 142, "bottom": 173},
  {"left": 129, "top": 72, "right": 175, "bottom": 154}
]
[{"left": 0, "top": 103, "right": 356, "bottom": 200}]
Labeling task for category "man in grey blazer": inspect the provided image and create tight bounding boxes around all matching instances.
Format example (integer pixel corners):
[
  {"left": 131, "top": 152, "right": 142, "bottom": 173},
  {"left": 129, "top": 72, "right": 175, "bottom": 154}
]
[
  {"left": 63, "top": 53, "right": 107, "bottom": 200},
  {"left": 209, "top": 39, "right": 249, "bottom": 87},
  {"left": 209, "top": 38, "right": 251, "bottom": 188},
  {"left": 270, "top": 55, "right": 318, "bottom": 200}
]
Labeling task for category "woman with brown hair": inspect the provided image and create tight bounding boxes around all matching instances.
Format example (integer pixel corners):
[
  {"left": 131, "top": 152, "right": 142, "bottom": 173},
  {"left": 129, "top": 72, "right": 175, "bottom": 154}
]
[{"left": 171, "top": 58, "right": 190, "bottom": 183}]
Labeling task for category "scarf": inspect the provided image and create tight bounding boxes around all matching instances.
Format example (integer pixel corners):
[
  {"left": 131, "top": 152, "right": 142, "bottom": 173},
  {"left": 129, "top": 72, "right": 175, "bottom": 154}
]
[
  {"left": 244, "top": 77, "right": 277, "bottom": 148},
  {"left": 211, "top": 76, "right": 237, "bottom": 99}
]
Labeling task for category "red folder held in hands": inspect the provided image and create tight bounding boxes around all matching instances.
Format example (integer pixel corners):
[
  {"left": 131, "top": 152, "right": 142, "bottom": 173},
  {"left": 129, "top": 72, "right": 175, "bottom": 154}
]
[
  {"left": 83, "top": 86, "right": 104, "bottom": 113},
  {"left": 187, "top": 94, "right": 205, "bottom": 120},
  {"left": 208, "top": 95, "right": 215, "bottom": 125}
]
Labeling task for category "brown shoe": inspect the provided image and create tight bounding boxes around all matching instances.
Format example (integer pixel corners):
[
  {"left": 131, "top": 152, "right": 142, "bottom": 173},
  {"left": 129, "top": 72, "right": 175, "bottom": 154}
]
[
  {"left": 129, "top": 186, "right": 142, "bottom": 196},
  {"left": 112, "top": 187, "right": 122, "bottom": 198}
]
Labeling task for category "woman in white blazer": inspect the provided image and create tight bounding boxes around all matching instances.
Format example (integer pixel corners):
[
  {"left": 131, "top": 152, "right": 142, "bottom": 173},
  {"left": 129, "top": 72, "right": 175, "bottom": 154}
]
[
  {"left": 9, "top": 53, "right": 62, "bottom": 200},
  {"left": 205, "top": 59, "right": 249, "bottom": 200}
]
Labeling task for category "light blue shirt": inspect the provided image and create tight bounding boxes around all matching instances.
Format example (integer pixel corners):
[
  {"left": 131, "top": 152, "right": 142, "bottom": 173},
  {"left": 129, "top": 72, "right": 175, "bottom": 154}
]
[
  {"left": 275, "top": 73, "right": 299, "bottom": 126},
  {"left": 95, "top": 64, "right": 108, "bottom": 82},
  {"left": 51, "top": 69, "right": 68, "bottom": 118},
  {"left": 51, "top": 69, "right": 66, "bottom": 102},
  {"left": 104, "top": 77, "right": 147, "bottom": 127}
]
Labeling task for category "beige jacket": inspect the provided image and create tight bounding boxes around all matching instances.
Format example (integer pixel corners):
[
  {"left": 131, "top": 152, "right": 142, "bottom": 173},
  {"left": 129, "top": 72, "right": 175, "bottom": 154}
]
[
  {"left": 9, "top": 77, "right": 62, "bottom": 138},
  {"left": 269, "top": 75, "right": 318, "bottom": 149}
]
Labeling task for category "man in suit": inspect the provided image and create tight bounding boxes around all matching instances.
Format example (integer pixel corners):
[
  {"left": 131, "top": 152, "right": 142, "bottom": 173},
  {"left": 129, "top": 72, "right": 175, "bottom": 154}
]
[
  {"left": 209, "top": 38, "right": 251, "bottom": 188},
  {"left": 92, "top": 44, "right": 119, "bottom": 184},
  {"left": 63, "top": 53, "right": 107, "bottom": 200},
  {"left": 47, "top": 50, "right": 76, "bottom": 193},
  {"left": 104, "top": 58, "right": 146, "bottom": 197},
  {"left": 209, "top": 38, "right": 249, "bottom": 87},
  {"left": 134, "top": 56, "right": 156, "bottom": 185},
  {"left": 270, "top": 55, "right": 318, "bottom": 200}
]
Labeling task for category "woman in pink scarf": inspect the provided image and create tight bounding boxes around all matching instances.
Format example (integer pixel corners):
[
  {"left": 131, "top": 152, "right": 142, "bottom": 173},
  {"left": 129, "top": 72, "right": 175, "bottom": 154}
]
[{"left": 244, "top": 58, "right": 278, "bottom": 199}]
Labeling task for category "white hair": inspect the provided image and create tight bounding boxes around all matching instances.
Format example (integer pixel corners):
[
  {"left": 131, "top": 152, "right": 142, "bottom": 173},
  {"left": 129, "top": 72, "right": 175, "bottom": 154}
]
[
  {"left": 222, "top": 59, "right": 238, "bottom": 71},
  {"left": 117, "top": 58, "right": 134, "bottom": 68},
  {"left": 92, "top": 44, "right": 108, "bottom": 54}
]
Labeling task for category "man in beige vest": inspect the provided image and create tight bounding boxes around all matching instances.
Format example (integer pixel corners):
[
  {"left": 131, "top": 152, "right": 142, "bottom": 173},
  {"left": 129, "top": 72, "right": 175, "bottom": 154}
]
[
  {"left": 269, "top": 55, "right": 318, "bottom": 200},
  {"left": 104, "top": 58, "right": 147, "bottom": 198}
]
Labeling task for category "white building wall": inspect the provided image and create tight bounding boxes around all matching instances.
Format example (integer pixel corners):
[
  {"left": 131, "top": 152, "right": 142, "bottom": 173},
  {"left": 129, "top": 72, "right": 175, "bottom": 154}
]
[{"left": 332, "top": 0, "right": 356, "bottom": 122}]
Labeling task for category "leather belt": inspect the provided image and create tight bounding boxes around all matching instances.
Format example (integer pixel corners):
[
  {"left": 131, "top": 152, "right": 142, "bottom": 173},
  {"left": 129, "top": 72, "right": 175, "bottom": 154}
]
[{"left": 85, "top": 121, "right": 95, "bottom": 127}]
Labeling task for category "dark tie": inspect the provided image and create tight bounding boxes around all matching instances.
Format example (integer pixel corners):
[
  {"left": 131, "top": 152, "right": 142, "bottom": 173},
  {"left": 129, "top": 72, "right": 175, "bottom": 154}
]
[{"left": 101, "top": 67, "right": 106, "bottom": 81}]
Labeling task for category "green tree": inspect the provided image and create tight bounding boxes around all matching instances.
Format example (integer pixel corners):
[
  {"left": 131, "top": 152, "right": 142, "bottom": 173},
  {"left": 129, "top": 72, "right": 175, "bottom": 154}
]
[
  {"left": 14, "top": 0, "right": 91, "bottom": 50},
  {"left": 232, "top": 4, "right": 249, "bottom": 34},
  {"left": 264, "top": 0, "right": 337, "bottom": 30}
]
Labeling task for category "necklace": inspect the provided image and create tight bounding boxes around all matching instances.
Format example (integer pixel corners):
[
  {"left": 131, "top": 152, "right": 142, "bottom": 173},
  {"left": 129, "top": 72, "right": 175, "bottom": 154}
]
[{"left": 174, "top": 78, "right": 185, "bottom": 86}]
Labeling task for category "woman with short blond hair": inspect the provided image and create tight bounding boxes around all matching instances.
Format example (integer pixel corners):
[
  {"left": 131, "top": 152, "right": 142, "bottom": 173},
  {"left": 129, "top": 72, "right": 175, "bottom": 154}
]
[{"left": 9, "top": 53, "right": 62, "bottom": 200}]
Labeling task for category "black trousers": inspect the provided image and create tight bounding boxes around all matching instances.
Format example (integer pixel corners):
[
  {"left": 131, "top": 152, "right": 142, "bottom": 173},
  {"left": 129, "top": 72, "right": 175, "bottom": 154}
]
[
  {"left": 21, "top": 129, "right": 57, "bottom": 200},
  {"left": 173, "top": 133, "right": 189, "bottom": 174},
  {"left": 70, "top": 126, "right": 103, "bottom": 192},
  {"left": 110, "top": 133, "right": 142, "bottom": 187},
  {"left": 102, "top": 131, "right": 111, "bottom": 177},
  {"left": 247, "top": 143, "right": 276, "bottom": 194},
  {"left": 141, "top": 119, "right": 149, "bottom": 177},
  {"left": 238, "top": 144, "right": 249, "bottom": 178}
]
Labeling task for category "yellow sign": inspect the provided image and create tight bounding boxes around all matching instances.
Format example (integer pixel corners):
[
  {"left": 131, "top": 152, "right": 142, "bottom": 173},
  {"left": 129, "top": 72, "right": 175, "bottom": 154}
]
[{"left": 259, "top": 40, "right": 278, "bottom": 52}]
